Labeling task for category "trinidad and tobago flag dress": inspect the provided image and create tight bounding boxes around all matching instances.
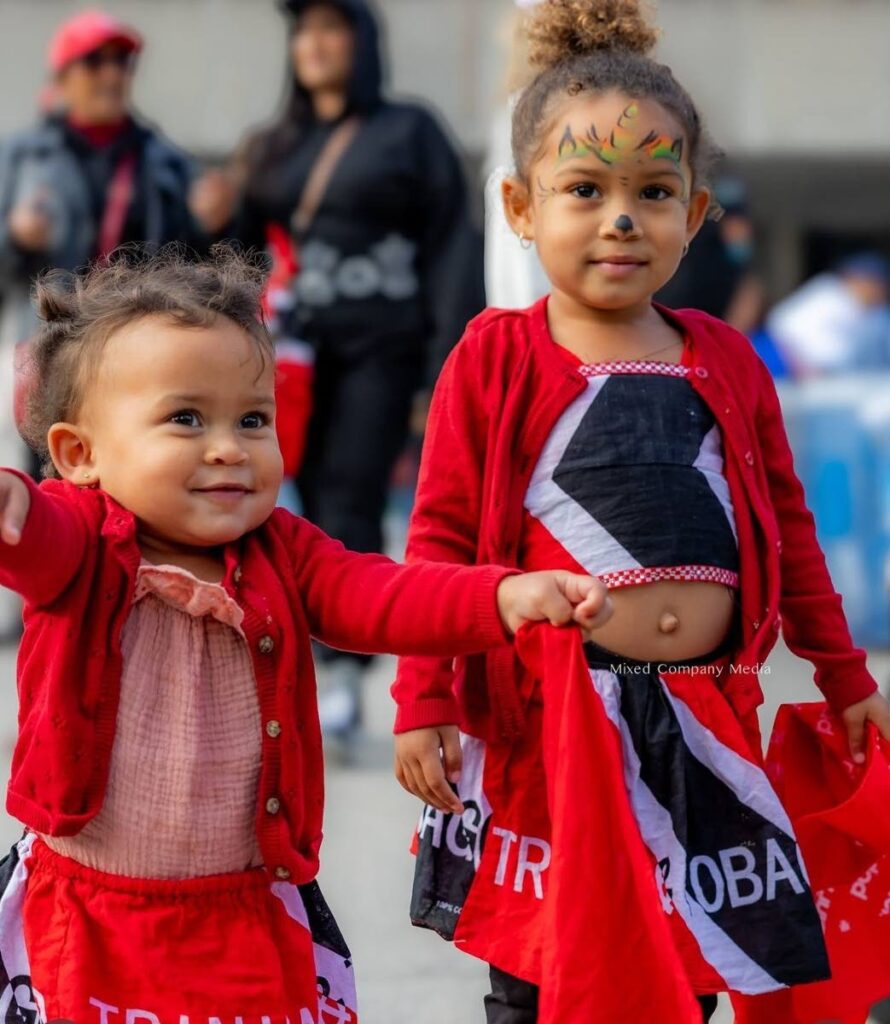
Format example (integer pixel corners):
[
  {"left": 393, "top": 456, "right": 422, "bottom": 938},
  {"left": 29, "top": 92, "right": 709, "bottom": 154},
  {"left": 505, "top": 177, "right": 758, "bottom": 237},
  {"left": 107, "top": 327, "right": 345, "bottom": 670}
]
[{"left": 409, "top": 354, "right": 830, "bottom": 1022}]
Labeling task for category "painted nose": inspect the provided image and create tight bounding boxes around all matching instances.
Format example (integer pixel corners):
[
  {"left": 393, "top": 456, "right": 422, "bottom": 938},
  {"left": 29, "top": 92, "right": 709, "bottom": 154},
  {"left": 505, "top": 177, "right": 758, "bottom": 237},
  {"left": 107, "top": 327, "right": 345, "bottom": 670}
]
[{"left": 614, "top": 214, "right": 635, "bottom": 233}]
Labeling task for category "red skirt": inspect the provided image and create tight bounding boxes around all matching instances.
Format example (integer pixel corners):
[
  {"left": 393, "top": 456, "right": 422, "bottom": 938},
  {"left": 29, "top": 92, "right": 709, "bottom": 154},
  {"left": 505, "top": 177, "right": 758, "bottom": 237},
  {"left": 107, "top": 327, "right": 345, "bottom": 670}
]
[
  {"left": 410, "top": 626, "right": 829, "bottom": 1022},
  {"left": 0, "top": 835, "right": 357, "bottom": 1024}
]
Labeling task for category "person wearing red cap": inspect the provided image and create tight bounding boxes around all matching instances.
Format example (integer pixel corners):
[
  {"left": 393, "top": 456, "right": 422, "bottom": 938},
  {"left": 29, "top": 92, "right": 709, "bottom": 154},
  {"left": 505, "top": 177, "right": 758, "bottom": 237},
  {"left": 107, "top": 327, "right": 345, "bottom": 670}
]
[{"left": 0, "top": 9, "right": 202, "bottom": 639}]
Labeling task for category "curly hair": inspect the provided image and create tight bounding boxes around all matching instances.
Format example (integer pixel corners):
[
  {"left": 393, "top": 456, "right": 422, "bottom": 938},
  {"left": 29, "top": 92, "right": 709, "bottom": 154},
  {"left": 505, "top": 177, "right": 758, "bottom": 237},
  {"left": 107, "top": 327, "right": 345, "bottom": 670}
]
[
  {"left": 513, "top": 0, "right": 722, "bottom": 214},
  {"left": 22, "top": 244, "right": 273, "bottom": 478}
]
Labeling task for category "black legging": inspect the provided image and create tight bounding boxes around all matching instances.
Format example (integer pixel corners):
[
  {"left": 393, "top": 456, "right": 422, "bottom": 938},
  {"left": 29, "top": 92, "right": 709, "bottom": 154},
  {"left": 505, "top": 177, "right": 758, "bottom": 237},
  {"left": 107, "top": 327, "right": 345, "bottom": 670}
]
[
  {"left": 485, "top": 965, "right": 719, "bottom": 1023},
  {"left": 297, "top": 341, "right": 423, "bottom": 662}
]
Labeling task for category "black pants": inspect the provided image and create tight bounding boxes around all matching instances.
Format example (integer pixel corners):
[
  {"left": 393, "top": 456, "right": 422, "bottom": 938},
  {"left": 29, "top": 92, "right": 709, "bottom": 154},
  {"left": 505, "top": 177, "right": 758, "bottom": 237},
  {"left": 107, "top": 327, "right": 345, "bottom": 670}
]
[
  {"left": 297, "top": 341, "right": 423, "bottom": 664},
  {"left": 485, "top": 966, "right": 719, "bottom": 1023}
]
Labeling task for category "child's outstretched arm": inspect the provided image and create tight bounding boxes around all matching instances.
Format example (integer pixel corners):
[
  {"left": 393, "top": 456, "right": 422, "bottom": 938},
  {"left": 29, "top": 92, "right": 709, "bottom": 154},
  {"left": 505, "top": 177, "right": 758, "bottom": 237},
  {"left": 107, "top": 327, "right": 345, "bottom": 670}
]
[
  {"left": 0, "top": 470, "right": 87, "bottom": 607},
  {"left": 754, "top": 360, "right": 890, "bottom": 760},
  {"left": 292, "top": 513, "right": 612, "bottom": 661}
]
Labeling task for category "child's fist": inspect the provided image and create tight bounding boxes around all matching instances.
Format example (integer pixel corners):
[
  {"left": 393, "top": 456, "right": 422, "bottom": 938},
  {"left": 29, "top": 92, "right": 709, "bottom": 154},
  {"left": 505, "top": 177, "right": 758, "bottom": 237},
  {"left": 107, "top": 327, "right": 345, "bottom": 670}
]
[
  {"left": 496, "top": 571, "right": 612, "bottom": 637},
  {"left": 394, "top": 725, "right": 464, "bottom": 814},
  {"left": 841, "top": 691, "right": 890, "bottom": 764},
  {"left": 0, "top": 472, "right": 30, "bottom": 546}
]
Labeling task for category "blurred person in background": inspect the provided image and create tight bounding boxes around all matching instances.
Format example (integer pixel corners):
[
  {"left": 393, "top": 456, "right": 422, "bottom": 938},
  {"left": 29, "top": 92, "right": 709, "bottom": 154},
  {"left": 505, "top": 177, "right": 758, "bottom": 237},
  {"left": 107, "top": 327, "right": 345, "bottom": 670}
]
[
  {"left": 766, "top": 252, "right": 890, "bottom": 378},
  {"left": 656, "top": 175, "right": 764, "bottom": 335},
  {"left": 0, "top": 8, "right": 199, "bottom": 640},
  {"left": 191, "top": 0, "right": 484, "bottom": 741}
]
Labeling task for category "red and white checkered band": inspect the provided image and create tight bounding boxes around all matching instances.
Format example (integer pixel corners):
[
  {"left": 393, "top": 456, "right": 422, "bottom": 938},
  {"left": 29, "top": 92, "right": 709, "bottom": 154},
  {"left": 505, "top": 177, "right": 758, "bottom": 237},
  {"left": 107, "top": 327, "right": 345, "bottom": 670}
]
[
  {"left": 578, "top": 361, "right": 690, "bottom": 379},
  {"left": 598, "top": 565, "right": 740, "bottom": 589}
]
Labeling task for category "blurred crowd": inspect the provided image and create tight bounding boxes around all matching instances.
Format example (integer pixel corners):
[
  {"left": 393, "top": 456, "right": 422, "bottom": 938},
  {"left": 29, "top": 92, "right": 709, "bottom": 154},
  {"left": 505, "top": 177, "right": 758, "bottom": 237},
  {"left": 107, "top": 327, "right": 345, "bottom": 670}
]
[{"left": 1, "top": 1, "right": 889, "bottom": 713}]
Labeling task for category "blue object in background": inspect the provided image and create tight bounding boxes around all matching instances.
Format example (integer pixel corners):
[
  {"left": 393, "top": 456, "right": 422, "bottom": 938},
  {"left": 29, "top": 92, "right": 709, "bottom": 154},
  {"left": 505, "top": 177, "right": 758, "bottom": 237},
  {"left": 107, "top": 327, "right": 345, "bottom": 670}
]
[
  {"left": 779, "top": 377, "right": 890, "bottom": 649},
  {"left": 751, "top": 327, "right": 791, "bottom": 380}
]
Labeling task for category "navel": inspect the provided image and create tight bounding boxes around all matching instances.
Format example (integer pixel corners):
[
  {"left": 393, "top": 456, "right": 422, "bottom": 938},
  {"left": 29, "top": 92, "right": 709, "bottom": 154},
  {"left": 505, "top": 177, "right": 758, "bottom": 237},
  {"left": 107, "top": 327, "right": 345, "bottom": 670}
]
[{"left": 658, "top": 611, "right": 680, "bottom": 634}]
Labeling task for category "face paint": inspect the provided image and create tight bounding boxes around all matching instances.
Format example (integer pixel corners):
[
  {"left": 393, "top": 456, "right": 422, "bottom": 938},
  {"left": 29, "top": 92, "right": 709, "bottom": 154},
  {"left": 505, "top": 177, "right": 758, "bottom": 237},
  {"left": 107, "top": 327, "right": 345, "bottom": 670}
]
[
  {"left": 556, "top": 103, "right": 684, "bottom": 169},
  {"left": 536, "top": 176, "right": 558, "bottom": 204},
  {"left": 614, "top": 214, "right": 634, "bottom": 232}
]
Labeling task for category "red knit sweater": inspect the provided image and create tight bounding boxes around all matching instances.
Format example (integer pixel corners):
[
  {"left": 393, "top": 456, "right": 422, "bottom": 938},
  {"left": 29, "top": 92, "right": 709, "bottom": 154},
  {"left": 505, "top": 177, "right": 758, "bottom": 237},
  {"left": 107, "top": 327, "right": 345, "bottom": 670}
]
[
  {"left": 0, "top": 475, "right": 512, "bottom": 885},
  {"left": 392, "top": 298, "right": 877, "bottom": 739}
]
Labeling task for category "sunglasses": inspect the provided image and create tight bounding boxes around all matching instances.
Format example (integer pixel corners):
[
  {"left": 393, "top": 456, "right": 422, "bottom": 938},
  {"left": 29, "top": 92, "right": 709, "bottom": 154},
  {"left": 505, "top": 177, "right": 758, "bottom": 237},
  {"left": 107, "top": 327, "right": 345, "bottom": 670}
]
[{"left": 78, "top": 49, "right": 137, "bottom": 72}]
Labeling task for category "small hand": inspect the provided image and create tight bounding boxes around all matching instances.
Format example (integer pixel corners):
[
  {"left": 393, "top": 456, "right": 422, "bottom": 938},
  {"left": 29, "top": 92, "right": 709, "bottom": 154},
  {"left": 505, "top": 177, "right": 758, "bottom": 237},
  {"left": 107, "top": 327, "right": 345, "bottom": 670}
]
[
  {"left": 0, "top": 471, "right": 30, "bottom": 545},
  {"left": 496, "top": 570, "right": 613, "bottom": 636},
  {"left": 841, "top": 692, "right": 890, "bottom": 764},
  {"left": 189, "top": 169, "right": 239, "bottom": 234},
  {"left": 394, "top": 724, "right": 464, "bottom": 814},
  {"left": 8, "top": 188, "right": 53, "bottom": 252}
]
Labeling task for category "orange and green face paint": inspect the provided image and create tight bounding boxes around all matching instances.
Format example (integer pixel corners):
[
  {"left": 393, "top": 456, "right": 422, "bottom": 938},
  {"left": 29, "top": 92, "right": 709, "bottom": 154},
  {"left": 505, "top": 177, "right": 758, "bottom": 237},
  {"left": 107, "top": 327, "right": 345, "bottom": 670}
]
[{"left": 556, "top": 102, "right": 684, "bottom": 170}]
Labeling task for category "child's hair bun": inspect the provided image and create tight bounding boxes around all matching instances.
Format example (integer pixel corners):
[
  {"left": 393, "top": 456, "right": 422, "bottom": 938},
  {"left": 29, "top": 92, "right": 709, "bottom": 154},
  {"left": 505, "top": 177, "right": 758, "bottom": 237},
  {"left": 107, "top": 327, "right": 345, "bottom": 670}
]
[
  {"left": 34, "top": 269, "right": 80, "bottom": 325},
  {"left": 526, "top": 0, "right": 659, "bottom": 71}
]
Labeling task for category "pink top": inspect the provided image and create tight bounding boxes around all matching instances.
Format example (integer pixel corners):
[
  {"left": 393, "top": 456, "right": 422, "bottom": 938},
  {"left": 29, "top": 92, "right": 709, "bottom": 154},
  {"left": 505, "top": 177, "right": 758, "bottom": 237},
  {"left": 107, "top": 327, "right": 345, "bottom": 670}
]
[{"left": 44, "top": 563, "right": 263, "bottom": 879}]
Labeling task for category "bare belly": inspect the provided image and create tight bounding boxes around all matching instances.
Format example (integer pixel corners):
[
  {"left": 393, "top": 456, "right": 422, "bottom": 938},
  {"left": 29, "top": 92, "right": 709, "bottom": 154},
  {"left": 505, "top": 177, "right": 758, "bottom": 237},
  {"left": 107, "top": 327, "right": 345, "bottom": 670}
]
[{"left": 590, "top": 580, "right": 738, "bottom": 662}]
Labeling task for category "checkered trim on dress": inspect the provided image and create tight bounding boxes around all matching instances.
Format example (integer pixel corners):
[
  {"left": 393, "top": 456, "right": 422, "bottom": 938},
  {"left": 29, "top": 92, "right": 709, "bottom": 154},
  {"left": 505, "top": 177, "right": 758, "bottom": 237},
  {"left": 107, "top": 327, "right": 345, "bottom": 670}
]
[
  {"left": 578, "top": 361, "right": 690, "bottom": 378},
  {"left": 599, "top": 565, "right": 739, "bottom": 589}
]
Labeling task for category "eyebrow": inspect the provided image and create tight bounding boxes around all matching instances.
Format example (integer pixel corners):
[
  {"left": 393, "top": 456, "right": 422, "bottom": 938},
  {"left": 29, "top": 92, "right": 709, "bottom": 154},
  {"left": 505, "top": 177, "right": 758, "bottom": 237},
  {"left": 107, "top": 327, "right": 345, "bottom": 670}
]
[
  {"left": 553, "top": 161, "right": 687, "bottom": 185},
  {"left": 157, "top": 393, "right": 276, "bottom": 406}
]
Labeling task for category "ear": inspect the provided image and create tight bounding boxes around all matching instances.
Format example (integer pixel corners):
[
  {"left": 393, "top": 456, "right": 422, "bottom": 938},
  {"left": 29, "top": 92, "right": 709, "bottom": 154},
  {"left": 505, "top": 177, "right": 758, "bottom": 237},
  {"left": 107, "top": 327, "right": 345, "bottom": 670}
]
[
  {"left": 502, "top": 175, "right": 535, "bottom": 242},
  {"left": 685, "top": 186, "right": 712, "bottom": 245},
  {"left": 46, "top": 422, "right": 98, "bottom": 487}
]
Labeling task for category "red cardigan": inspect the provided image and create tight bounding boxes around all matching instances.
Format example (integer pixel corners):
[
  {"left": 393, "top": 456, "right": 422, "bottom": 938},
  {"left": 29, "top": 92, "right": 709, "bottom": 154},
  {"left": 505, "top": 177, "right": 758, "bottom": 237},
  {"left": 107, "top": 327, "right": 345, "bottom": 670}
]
[
  {"left": 0, "top": 475, "right": 511, "bottom": 885},
  {"left": 392, "top": 298, "right": 877, "bottom": 739}
]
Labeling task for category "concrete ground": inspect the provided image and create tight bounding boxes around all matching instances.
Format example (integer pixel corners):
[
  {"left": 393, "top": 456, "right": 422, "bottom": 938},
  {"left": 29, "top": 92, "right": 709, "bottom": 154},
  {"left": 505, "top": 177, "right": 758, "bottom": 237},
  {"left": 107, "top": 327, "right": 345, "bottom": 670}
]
[{"left": 0, "top": 638, "right": 886, "bottom": 1022}]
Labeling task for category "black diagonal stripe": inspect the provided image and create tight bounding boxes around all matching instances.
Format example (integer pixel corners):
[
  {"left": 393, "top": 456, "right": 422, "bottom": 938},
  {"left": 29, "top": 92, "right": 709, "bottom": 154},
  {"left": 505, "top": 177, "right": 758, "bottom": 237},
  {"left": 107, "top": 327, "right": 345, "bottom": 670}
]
[
  {"left": 554, "top": 376, "right": 738, "bottom": 571},
  {"left": 610, "top": 666, "right": 829, "bottom": 987}
]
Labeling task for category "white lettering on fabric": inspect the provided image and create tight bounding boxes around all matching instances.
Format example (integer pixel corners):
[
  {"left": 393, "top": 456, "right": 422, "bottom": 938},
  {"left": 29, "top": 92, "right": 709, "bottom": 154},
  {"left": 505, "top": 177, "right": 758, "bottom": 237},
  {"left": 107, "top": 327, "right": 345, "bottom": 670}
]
[
  {"left": 851, "top": 862, "right": 882, "bottom": 902},
  {"left": 490, "top": 829, "right": 551, "bottom": 900},
  {"left": 690, "top": 840, "right": 808, "bottom": 913},
  {"left": 89, "top": 999, "right": 119, "bottom": 1024},
  {"left": 765, "top": 838, "right": 806, "bottom": 900},
  {"left": 492, "top": 827, "right": 518, "bottom": 887},
  {"left": 719, "top": 847, "right": 764, "bottom": 908},
  {"left": 514, "top": 837, "right": 552, "bottom": 899},
  {"left": 418, "top": 805, "right": 444, "bottom": 848},
  {"left": 690, "top": 855, "right": 725, "bottom": 913},
  {"left": 126, "top": 1013, "right": 160, "bottom": 1024}
]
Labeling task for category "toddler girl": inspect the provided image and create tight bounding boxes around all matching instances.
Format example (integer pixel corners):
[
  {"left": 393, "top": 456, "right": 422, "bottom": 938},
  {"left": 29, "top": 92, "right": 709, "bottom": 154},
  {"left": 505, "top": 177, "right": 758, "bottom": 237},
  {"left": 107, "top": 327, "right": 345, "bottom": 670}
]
[{"left": 0, "top": 246, "right": 609, "bottom": 1022}]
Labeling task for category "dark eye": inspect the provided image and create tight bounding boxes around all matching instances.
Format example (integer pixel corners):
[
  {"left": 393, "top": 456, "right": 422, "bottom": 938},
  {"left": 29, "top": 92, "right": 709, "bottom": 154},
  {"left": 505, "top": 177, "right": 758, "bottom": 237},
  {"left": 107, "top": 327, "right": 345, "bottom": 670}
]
[
  {"left": 642, "top": 185, "right": 673, "bottom": 200},
  {"left": 170, "top": 410, "right": 200, "bottom": 427},
  {"left": 241, "top": 411, "right": 269, "bottom": 430},
  {"left": 570, "top": 183, "right": 601, "bottom": 200}
]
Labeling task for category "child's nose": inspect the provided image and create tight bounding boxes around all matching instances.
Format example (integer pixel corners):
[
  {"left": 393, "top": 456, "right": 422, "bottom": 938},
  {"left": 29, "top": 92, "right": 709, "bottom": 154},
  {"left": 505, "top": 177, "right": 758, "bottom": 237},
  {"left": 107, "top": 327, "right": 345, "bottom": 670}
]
[
  {"left": 205, "top": 433, "right": 248, "bottom": 465},
  {"left": 600, "top": 204, "right": 643, "bottom": 239}
]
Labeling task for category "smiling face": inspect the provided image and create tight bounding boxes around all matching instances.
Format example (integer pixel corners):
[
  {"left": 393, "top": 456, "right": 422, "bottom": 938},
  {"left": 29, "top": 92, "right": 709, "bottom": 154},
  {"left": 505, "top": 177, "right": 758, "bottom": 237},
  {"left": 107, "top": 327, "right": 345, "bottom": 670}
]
[
  {"left": 47, "top": 314, "right": 283, "bottom": 557},
  {"left": 504, "top": 91, "right": 710, "bottom": 318}
]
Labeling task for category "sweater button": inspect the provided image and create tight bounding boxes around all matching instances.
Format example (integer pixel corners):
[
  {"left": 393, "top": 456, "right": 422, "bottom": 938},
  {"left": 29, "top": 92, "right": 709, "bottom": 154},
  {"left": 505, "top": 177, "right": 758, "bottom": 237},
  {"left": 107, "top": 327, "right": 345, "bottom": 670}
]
[
  {"left": 258, "top": 635, "right": 275, "bottom": 654},
  {"left": 265, "top": 796, "right": 281, "bottom": 814},
  {"left": 274, "top": 866, "right": 291, "bottom": 880},
  {"left": 695, "top": 366, "right": 709, "bottom": 379},
  {"left": 753, "top": 620, "right": 760, "bottom": 630},
  {"left": 744, "top": 451, "right": 755, "bottom": 466},
  {"left": 266, "top": 720, "right": 282, "bottom": 739},
  {"left": 233, "top": 565, "right": 243, "bottom": 584}
]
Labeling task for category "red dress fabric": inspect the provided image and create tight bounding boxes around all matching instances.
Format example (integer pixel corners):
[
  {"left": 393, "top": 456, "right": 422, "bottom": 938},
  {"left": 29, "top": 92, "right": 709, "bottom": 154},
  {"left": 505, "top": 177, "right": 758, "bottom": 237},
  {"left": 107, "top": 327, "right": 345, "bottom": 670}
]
[
  {"left": 733, "top": 703, "right": 890, "bottom": 1024},
  {"left": 410, "top": 626, "right": 829, "bottom": 1022},
  {"left": 0, "top": 835, "right": 356, "bottom": 1023}
]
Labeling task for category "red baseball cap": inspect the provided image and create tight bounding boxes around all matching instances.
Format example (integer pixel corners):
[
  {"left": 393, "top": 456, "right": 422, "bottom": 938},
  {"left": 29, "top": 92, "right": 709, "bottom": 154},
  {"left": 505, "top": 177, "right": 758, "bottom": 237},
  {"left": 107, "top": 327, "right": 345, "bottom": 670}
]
[{"left": 48, "top": 9, "right": 143, "bottom": 74}]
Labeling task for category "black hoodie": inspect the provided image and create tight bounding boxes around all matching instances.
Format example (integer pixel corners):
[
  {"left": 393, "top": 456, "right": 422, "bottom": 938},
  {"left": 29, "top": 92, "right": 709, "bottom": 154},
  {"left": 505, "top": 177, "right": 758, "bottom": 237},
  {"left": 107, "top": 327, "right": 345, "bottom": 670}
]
[{"left": 237, "top": 0, "right": 483, "bottom": 380}]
